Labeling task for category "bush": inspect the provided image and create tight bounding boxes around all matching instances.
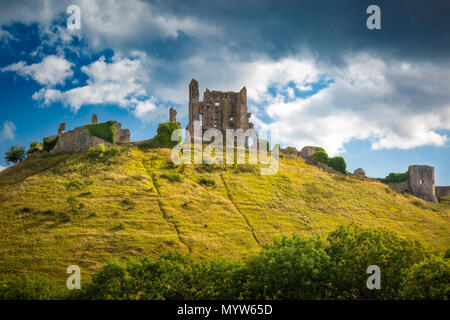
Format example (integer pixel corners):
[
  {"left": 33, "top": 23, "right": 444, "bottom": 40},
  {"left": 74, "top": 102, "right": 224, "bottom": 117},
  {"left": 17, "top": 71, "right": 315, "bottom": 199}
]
[
  {"left": 382, "top": 169, "right": 410, "bottom": 183},
  {"left": 43, "top": 135, "right": 59, "bottom": 152},
  {"left": 87, "top": 144, "right": 120, "bottom": 161},
  {"left": 5, "top": 145, "right": 26, "bottom": 164},
  {"left": 198, "top": 177, "right": 216, "bottom": 186},
  {"left": 85, "top": 121, "right": 117, "bottom": 144},
  {"left": 154, "top": 122, "right": 181, "bottom": 148},
  {"left": 328, "top": 156, "right": 347, "bottom": 174},
  {"left": 161, "top": 173, "right": 184, "bottom": 182},
  {"left": 310, "top": 146, "right": 326, "bottom": 153},
  {"left": 400, "top": 257, "right": 450, "bottom": 299},
  {"left": 313, "top": 151, "right": 329, "bottom": 165},
  {"left": 0, "top": 275, "right": 63, "bottom": 300},
  {"left": 27, "top": 141, "right": 42, "bottom": 156},
  {"left": 326, "top": 224, "right": 428, "bottom": 299},
  {"left": 239, "top": 236, "right": 331, "bottom": 299}
]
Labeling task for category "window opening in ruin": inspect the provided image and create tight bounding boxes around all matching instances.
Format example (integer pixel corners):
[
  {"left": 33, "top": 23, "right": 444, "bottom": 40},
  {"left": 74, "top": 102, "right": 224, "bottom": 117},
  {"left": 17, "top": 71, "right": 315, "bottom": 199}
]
[
  {"left": 215, "top": 102, "right": 219, "bottom": 107},
  {"left": 419, "top": 179, "right": 423, "bottom": 185},
  {"left": 199, "top": 114, "right": 203, "bottom": 126},
  {"left": 214, "top": 119, "right": 218, "bottom": 128},
  {"left": 229, "top": 116, "right": 233, "bottom": 126}
]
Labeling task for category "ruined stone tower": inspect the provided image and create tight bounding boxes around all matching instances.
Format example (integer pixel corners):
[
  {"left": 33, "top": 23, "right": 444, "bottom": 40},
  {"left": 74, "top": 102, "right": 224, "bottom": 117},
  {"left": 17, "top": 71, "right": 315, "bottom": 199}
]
[
  {"left": 186, "top": 79, "right": 256, "bottom": 145},
  {"left": 408, "top": 165, "right": 438, "bottom": 203}
]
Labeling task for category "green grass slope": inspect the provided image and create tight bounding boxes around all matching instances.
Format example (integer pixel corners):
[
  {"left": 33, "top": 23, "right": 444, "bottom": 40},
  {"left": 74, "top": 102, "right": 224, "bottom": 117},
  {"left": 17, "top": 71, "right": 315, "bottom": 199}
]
[{"left": 0, "top": 146, "right": 449, "bottom": 285}]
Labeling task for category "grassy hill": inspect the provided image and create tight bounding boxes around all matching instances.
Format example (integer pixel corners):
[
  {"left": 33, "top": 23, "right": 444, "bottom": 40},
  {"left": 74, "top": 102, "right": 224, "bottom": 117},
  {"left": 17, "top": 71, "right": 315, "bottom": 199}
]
[{"left": 0, "top": 145, "right": 449, "bottom": 285}]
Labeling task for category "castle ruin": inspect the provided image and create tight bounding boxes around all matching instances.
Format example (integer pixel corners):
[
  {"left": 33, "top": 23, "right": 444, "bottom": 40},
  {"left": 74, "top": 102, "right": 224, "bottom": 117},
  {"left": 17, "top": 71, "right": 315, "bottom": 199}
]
[{"left": 186, "top": 79, "right": 257, "bottom": 146}]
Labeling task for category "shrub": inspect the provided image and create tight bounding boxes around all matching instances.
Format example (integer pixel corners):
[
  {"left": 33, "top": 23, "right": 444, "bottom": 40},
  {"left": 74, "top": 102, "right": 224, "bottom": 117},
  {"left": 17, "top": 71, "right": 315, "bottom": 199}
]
[
  {"left": 400, "top": 257, "right": 450, "bottom": 299},
  {"left": 120, "top": 198, "right": 135, "bottom": 209},
  {"left": 154, "top": 122, "right": 181, "bottom": 148},
  {"left": 382, "top": 169, "right": 410, "bottom": 183},
  {"left": 328, "top": 156, "right": 347, "bottom": 174},
  {"left": 240, "top": 236, "right": 331, "bottom": 299},
  {"left": 310, "top": 146, "right": 326, "bottom": 153},
  {"left": 43, "top": 135, "right": 59, "bottom": 152},
  {"left": 87, "top": 144, "right": 120, "bottom": 161},
  {"left": 0, "top": 275, "right": 63, "bottom": 300},
  {"left": 285, "top": 146, "right": 293, "bottom": 154},
  {"left": 161, "top": 173, "right": 184, "bottom": 182},
  {"left": 313, "top": 151, "right": 329, "bottom": 165},
  {"left": 198, "top": 177, "right": 216, "bottom": 186},
  {"left": 5, "top": 145, "right": 26, "bottom": 164},
  {"left": 27, "top": 141, "right": 42, "bottom": 156},
  {"left": 326, "top": 224, "right": 427, "bottom": 299},
  {"left": 84, "top": 121, "right": 117, "bottom": 144}
]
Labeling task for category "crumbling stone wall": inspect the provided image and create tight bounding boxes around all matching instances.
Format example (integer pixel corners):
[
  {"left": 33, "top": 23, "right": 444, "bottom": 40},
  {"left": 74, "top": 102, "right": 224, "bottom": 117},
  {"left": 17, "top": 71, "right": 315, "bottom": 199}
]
[
  {"left": 435, "top": 186, "right": 450, "bottom": 198},
  {"left": 114, "top": 122, "right": 130, "bottom": 143},
  {"left": 186, "top": 79, "right": 256, "bottom": 145},
  {"left": 50, "top": 126, "right": 113, "bottom": 154}
]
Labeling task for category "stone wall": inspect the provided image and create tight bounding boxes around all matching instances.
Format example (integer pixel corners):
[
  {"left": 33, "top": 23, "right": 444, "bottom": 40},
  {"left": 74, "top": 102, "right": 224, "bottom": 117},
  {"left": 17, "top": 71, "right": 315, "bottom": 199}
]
[
  {"left": 436, "top": 186, "right": 450, "bottom": 199},
  {"left": 114, "top": 123, "right": 130, "bottom": 143},
  {"left": 50, "top": 127, "right": 112, "bottom": 154}
]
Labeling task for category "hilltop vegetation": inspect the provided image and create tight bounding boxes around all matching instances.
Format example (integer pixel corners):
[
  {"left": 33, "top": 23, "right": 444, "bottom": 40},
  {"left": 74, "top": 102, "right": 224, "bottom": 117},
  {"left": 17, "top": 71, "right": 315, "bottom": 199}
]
[{"left": 0, "top": 145, "right": 449, "bottom": 293}]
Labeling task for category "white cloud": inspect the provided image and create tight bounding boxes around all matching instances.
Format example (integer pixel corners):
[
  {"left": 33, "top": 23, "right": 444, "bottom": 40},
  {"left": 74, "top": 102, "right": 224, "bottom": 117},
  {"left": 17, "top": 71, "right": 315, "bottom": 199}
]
[
  {"left": 33, "top": 52, "right": 153, "bottom": 113},
  {"left": 1, "top": 55, "right": 73, "bottom": 86},
  {"left": 0, "top": 165, "right": 7, "bottom": 172},
  {"left": 0, "top": 121, "right": 16, "bottom": 142}
]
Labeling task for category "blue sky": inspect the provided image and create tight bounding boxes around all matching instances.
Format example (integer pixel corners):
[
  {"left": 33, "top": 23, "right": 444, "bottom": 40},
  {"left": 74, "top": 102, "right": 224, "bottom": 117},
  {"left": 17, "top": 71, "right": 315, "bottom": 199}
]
[{"left": 0, "top": 0, "right": 449, "bottom": 184}]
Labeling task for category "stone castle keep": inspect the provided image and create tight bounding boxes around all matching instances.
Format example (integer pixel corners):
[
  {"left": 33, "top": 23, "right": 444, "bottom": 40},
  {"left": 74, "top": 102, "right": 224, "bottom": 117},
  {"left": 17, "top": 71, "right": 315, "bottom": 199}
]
[
  {"left": 29, "top": 79, "right": 449, "bottom": 202},
  {"left": 186, "top": 79, "right": 256, "bottom": 144}
]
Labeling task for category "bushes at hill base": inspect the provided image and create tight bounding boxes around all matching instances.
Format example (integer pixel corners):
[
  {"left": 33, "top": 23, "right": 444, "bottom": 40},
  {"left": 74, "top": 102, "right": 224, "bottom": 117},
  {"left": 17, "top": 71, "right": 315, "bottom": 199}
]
[
  {"left": 382, "top": 169, "right": 410, "bottom": 183},
  {"left": 0, "top": 275, "right": 63, "bottom": 300},
  {"left": 87, "top": 144, "right": 120, "bottom": 161},
  {"left": 400, "top": 256, "right": 450, "bottom": 299},
  {"left": 313, "top": 151, "right": 329, "bottom": 165},
  {"left": 85, "top": 121, "right": 117, "bottom": 144},
  {"left": 328, "top": 156, "right": 347, "bottom": 174},
  {"left": 71, "top": 224, "right": 446, "bottom": 300},
  {"left": 43, "top": 135, "right": 59, "bottom": 152}
]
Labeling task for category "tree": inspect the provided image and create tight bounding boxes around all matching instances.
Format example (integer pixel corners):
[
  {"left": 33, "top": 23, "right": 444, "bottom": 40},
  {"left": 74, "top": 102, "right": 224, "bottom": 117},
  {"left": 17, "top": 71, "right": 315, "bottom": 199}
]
[{"left": 5, "top": 145, "right": 26, "bottom": 164}]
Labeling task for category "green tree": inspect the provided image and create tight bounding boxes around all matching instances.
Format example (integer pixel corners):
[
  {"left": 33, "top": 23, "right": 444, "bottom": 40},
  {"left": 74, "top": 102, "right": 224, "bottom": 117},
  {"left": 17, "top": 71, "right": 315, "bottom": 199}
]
[
  {"left": 326, "top": 224, "right": 428, "bottom": 299},
  {"left": 5, "top": 145, "right": 26, "bottom": 164},
  {"left": 239, "top": 236, "right": 331, "bottom": 299},
  {"left": 400, "top": 257, "right": 449, "bottom": 300},
  {"left": 313, "top": 151, "right": 329, "bottom": 165}
]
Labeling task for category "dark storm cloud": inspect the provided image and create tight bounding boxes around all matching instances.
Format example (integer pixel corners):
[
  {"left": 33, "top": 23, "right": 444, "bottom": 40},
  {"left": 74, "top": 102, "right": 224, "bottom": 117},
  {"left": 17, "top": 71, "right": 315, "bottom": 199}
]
[{"left": 149, "top": 0, "right": 450, "bottom": 64}]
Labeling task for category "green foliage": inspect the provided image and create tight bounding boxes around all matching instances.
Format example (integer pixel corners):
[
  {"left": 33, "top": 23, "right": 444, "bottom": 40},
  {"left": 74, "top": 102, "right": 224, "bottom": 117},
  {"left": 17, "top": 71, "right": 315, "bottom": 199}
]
[
  {"left": 328, "top": 156, "right": 347, "bottom": 174},
  {"left": 70, "top": 225, "right": 444, "bottom": 300},
  {"left": 326, "top": 224, "right": 428, "bottom": 299},
  {"left": 400, "top": 257, "right": 450, "bottom": 299},
  {"left": 285, "top": 146, "right": 293, "bottom": 154},
  {"left": 154, "top": 122, "right": 181, "bottom": 148},
  {"left": 313, "top": 151, "right": 329, "bottom": 165},
  {"left": 161, "top": 173, "right": 184, "bottom": 182},
  {"left": 0, "top": 275, "right": 63, "bottom": 300},
  {"left": 27, "top": 141, "right": 42, "bottom": 156},
  {"left": 382, "top": 169, "right": 410, "bottom": 183},
  {"left": 5, "top": 145, "right": 26, "bottom": 164},
  {"left": 198, "top": 177, "right": 216, "bottom": 186},
  {"left": 43, "top": 135, "right": 59, "bottom": 152},
  {"left": 310, "top": 146, "right": 326, "bottom": 153},
  {"left": 239, "top": 236, "right": 331, "bottom": 299},
  {"left": 87, "top": 144, "right": 120, "bottom": 161},
  {"left": 85, "top": 121, "right": 117, "bottom": 144}
]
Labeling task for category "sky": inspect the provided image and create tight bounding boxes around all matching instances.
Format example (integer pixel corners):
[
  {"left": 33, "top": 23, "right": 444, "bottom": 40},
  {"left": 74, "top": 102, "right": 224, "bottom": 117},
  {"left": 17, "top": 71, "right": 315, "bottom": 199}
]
[{"left": 0, "top": 0, "right": 449, "bottom": 184}]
